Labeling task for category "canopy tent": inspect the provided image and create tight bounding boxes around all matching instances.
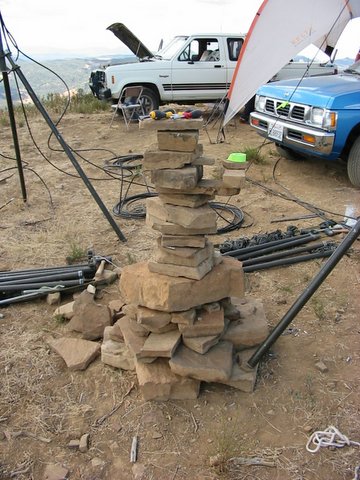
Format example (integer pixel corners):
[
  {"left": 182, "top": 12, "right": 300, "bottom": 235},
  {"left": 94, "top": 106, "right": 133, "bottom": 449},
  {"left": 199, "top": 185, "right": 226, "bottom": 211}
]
[{"left": 223, "top": 0, "right": 360, "bottom": 126}]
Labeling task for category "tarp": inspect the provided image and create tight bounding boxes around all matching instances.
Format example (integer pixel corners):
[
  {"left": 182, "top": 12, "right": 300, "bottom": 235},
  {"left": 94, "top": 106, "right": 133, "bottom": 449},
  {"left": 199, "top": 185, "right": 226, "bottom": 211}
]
[{"left": 224, "top": 0, "right": 360, "bottom": 125}]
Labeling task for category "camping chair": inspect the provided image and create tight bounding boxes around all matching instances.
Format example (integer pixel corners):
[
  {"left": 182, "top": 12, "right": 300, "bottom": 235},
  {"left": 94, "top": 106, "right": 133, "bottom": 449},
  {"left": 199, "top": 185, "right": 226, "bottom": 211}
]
[{"left": 110, "top": 86, "right": 145, "bottom": 129}]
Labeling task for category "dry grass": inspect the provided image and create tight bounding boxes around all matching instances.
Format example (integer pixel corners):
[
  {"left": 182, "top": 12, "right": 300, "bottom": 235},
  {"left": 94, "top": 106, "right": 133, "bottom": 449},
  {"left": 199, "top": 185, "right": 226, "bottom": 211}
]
[{"left": 0, "top": 112, "right": 359, "bottom": 479}]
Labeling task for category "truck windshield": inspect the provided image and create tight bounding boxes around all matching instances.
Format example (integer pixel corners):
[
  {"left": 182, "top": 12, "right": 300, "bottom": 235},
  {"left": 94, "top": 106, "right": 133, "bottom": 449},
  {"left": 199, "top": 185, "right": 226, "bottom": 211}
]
[{"left": 157, "top": 36, "right": 189, "bottom": 60}]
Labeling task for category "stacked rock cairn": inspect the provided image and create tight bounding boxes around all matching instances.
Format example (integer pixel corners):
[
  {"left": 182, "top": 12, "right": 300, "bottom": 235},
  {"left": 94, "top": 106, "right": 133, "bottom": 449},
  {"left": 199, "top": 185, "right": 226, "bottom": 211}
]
[{"left": 101, "top": 117, "right": 269, "bottom": 401}]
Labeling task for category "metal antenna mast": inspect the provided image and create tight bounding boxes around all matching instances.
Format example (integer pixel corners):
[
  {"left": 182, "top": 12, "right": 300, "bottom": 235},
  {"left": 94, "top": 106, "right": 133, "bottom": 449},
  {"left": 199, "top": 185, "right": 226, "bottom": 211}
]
[
  {"left": 0, "top": 13, "right": 126, "bottom": 241},
  {"left": 0, "top": 21, "right": 27, "bottom": 202}
]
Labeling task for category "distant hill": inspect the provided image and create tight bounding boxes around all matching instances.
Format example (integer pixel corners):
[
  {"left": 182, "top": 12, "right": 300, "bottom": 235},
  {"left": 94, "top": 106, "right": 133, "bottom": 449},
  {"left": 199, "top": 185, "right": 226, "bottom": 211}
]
[
  {"left": 0, "top": 54, "right": 355, "bottom": 109},
  {"left": 0, "top": 54, "right": 136, "bottom": 108},
  {"left": 293, "top": 54, "right": 354, "bottom": 68}
]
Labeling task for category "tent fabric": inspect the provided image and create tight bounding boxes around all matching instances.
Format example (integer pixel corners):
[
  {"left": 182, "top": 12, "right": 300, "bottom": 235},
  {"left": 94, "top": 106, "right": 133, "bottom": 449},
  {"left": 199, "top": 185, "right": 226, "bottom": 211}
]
[{"left": 224, "top": 0, "right": 360, "bottom": 125}]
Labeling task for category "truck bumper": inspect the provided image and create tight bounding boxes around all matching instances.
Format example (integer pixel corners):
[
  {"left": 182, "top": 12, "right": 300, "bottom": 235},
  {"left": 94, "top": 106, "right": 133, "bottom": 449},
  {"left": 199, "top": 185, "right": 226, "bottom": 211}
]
[{"left": 250, "top": 112, "right": 335, "bottom": 155}]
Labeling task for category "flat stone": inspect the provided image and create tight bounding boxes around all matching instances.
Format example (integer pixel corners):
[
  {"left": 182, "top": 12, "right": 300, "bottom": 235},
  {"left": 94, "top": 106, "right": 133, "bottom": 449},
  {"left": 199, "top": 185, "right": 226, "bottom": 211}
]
[
  {"left": 103, "top": 325, "right": 114, "bottom": 342},
  {"left": 222, "top": 159, "right": 249, "bottom": 170},
  {"left": 221, "top": 298, "right": 241, "bottom": 320},
  {"left": 155, "top": 241, "right": 214, "bottom": 267},
  {"left": 101, "top": 338, "right": 135, "bottom": 370},
  {"left": 179, "top": 308, "right": 225, "bottom": 338},
  {"left": 157, "top": 178, "right": 219, "bottom": 196},
  {"left": 219, "top": 349, "right": 259, "bottom": 393},
  {"left": 108, "top": 321, "right": 124, "bottom": 342},
  {"left": 122, "top": 303, "right": 138, "bottom": 320},
  {"left": 157, "top": 130, "right": 199, "bottom": 152},
  {"left": 47, "top": 337, "right": 100, "bottom": 371},
  {"left": 148, "top": 254, "right": 214, "bottom": 280},
  {"left": 203, "top": 302, "right": 221, "bottom": 313},
  {"left": 139, "top": 117, "right": 203, "bottom": 131},
  {"left": 148, "top": 217, "right": 217, "bottom": 236},
  {"left": 47, "top": 292, "right": 61, "bottom": 305},
  {"left": 135, "top": 358, "right": 200, "bottom": 401},
  {"left": 79, "top": 433, "right": 90, "bottom": 453},
  {"left": 192, "top": 155, "right": 215, "bottom": 166},
  {"left": 169, "top": 341, "right": 234, "bottom": 382},
  {"left": 128, "top": 318, "right": 150, "bottom": 337},
  {"left": 68, "top": 439, "right": 80, "bottom": 449},
  {"left": 182, "top": 334, "right": 221, "bottom": 354},
  {"left": 161, "top": 234, "right": 207, "bottom": 248},
  {"left": 117, "top": 316, "right": 156, "bottom": 363},
  {"left": 53, "top": 301, "right": 75, "bottom": 320},
  {"left": 108, "top": 299, "right": 125, "bottom": 319},
  {"left": 171, "top": 309, "right": 196, "bottom": 325},
  {"left": 137, "top": 306, "right": 172, "bottom": 332},
  {"left": 140, "top": 330, "right": 182, "bottom": 358},
  {"left": 315, "top": 360, "right": 329, "bottom": 373},
  {"left": 43, "top": 464, "right": 69, "bottom": 480},
  {"left": 67, "top": 290, "right": 112, "bottom": 340},
  {"left": 222, "top": 298, "right": 268, "bottom": 349},
  {"left": 159, "top": 192, "right": 213, "bottom": 208},
  {"left": 232, "top": 297, "right": 257, "bottom": 317},
  {"left": 151, "top": 165, "right": 202, "bottom": 190},
  {"left": 119, "top": 257, "right": 244, "bottom": 312},
  {"left": 143, "top": 146, "right": 202, "bottom": 170},
  {"left": 222, "top": 169, "right": 246, "bottom": 189}
]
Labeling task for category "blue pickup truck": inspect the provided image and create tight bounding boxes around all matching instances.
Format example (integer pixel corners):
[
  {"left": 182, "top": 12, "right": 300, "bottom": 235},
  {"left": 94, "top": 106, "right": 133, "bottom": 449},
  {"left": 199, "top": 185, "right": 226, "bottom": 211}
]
[{"left": 250, "top": 61, "right": 360, "bottom": 187}]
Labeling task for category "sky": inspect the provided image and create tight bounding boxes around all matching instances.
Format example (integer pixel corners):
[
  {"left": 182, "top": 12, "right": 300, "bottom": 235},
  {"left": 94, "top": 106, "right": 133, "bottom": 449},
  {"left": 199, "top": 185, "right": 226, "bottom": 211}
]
[{"left": 0, "top": 0, "right": 359, "bottom": 60}]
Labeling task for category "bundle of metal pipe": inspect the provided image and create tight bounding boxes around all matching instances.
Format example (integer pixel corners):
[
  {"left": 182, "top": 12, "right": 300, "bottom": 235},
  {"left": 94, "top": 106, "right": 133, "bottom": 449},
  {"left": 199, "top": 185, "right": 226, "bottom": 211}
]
[
  {"left": 0, "top": 262, "right": 98, "bottom": 307},
  {"left": 222, "top": 232, "right": 338, "bottom": 272}
]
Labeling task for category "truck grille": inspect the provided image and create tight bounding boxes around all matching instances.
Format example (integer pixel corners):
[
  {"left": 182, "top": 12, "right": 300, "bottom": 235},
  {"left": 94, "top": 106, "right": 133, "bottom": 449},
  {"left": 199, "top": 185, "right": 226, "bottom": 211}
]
[
  {"left": 91, "top": 70, "right": 106, "bottom": 84},
  {"left": 264, "top": 98, "right": 306, "bottom": 121}
]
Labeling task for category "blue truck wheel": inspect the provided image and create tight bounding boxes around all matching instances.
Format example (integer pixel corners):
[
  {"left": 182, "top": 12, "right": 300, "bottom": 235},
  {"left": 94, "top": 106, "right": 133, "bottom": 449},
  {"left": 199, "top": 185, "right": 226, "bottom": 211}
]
[{"left": 347, "top": 137, "right": 360, "bottom": 188}]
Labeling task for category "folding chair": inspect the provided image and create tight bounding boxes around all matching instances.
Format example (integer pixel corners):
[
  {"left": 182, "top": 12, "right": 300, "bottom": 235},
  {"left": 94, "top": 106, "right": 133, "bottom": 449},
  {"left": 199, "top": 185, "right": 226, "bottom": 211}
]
[{"left": 110, "top": 86, "right": 145, "bottom": 128}]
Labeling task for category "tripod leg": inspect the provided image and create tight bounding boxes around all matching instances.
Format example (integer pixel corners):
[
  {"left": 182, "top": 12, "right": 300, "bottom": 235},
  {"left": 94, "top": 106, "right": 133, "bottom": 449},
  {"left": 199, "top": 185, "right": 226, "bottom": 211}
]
[
  {"left": 8, "top": 58, "right": 127, "bottom": 242},
  {"left": 0, "top": 48, "right": 27, "bottom": 201}
]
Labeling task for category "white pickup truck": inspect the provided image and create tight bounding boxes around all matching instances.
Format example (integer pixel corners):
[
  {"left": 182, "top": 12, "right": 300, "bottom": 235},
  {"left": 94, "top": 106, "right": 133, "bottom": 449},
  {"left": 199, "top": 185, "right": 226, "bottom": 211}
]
[{"left": 89, "top": 23, "right": 338, "bottom": 113}]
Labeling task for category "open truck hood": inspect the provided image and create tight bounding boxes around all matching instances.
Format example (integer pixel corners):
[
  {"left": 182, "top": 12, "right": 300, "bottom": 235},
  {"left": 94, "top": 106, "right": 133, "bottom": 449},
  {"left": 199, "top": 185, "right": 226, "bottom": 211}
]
[{"left": 107, "top": 23, "right": 154, "bottom": 59}]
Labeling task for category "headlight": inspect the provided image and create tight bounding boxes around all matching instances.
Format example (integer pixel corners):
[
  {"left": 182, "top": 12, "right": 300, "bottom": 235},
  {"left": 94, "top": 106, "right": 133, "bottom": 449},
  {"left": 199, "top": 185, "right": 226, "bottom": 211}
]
[
  {"left": 310, "top": 107, "right": 324, "bottom": 126},
  {"left": 310, "top": 108, "right": 337, "bottom": 129},
  {"left": 255, "top": 95, "right": 266, "bottom": 112}
]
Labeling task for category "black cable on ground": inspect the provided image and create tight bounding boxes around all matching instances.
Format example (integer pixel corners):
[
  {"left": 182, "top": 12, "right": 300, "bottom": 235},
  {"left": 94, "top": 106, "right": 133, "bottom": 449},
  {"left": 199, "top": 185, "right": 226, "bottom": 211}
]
[
  {"left": 113, "top": 192, "right": 158, "bottom": 219},
  {"left": 209, "top": 201, "right": 245, "bottom": 233},
  {"left": 112, "top": 192, "right": 245, "bottom": 235}
]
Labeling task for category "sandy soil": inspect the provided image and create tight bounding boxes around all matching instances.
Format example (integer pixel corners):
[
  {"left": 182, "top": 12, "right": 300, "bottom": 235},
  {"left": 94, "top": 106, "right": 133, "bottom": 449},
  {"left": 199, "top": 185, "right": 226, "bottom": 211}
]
[{"left": 0, "top": 109, "right": 359, "bottom": 480}]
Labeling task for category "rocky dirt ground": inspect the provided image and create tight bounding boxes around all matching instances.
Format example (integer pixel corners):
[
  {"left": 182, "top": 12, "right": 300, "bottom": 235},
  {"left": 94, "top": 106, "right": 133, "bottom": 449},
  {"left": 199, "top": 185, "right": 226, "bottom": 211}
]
[{"left": 0, "top": 107, "right": 359, "bottom": 480}]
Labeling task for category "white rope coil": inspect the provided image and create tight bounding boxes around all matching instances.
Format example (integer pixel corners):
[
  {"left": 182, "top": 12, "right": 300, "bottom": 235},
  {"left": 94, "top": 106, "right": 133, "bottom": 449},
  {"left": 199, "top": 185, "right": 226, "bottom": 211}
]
[{"left": 306, "top": 425, "right": 360, "bottom": 453}]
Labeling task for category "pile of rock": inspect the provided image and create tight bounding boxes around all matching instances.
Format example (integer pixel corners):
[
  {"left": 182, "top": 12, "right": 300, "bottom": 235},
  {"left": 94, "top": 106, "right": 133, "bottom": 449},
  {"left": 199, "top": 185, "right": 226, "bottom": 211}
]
[{"left": 101, "top": 117, "right": 269, "bottom": 401}]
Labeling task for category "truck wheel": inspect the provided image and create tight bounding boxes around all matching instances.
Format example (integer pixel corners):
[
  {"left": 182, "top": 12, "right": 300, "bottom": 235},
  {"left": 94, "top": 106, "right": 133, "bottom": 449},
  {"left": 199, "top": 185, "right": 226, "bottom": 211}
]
[
  {"left": 275, "top": 145, "right": 304, "bottom": 161},
  {"left": 140, "top": 88, "right": 159, "bottom": 114},
  {"left": 347, "top": 137, "right": 360, "bottom": 187}
]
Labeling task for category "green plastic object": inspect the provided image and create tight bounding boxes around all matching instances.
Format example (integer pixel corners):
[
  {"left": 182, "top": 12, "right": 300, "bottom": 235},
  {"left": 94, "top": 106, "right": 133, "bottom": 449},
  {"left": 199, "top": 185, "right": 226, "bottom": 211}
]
[{"left": 227, "top": 152, "right": 247, "bottom": 163}]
